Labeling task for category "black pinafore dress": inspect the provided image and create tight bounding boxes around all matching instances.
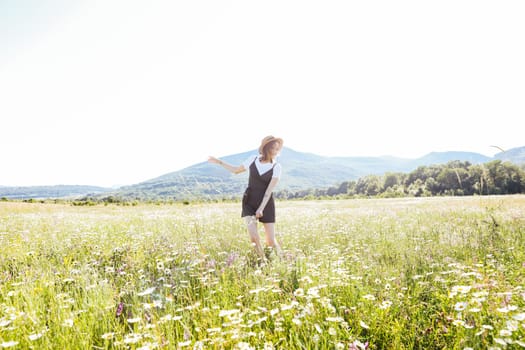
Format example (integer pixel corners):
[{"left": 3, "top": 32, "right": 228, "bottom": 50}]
[{"left": 241, "top": 158, "right": 276, "bottom": 223}]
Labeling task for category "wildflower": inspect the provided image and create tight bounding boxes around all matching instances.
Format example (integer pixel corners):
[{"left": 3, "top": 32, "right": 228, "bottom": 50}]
[
  {"left": 178, "top": 341, "right": 191, "bottom": 347},
  {"left": 29, "top": 333, "right": 43, "bottom": 341},
  {"left": 116, "top": 302, "right": 124, "bottom": 317},
  {"left": 226, "top": 252, "right": 238, "bottom": 267},
  {"left": 137, "top": 343, "right": 158, "bottom": 350},
  {"left": 249, "top": 287, "right": 267, "bottom": 295},
  {"left": 496, "top": 306, "right": 510, "bottom": 313},
  {"left": 281, "top": 301, "right": 299, "bottom": 311},
  {"left": 253, "top": 316, "right": 267, "bottom": 325},
  {"left": 1, "top": 341, "right": 18, "bottom": 348},
  {"left": 513, "top": 313, "right": 525, "bottom": 321},
  {"left": 179, "top": 328, "right": 191, "bottom": 346},
  {"left": 307, "top": 287, "right": 320, "bottom": 299},
  {"left": 449, "top": 285, "right": 472, "bottom": 298},
  {"left": 349, "top": 340, "right": 369, "bottom": 350},
  {"left": 236, "top": 342, "right": 254, "bottom": 350},
  {"left": 328, "top": 327, "right": 336, "bottom": 335},
  {"left": 494, "top": 338, "right": 508, "bottom": 346},
  {"left": 314, "top": 323, "right": 322, "bottom": 334},
  {"left": 360, "top": 320, "right": 370, "bottom": 329},
  {"left": 138, "top": 287, "right": 156, "bottom": 296},
  {"left": 473, "top": 291, "right": 489, "bottom": 298},
  {"left": 379, "top": 300, "right": 392, "bottom": 309},
  {"left": 506, "top": 320, "right": 519, "bottom": 331},
  {"left": 207, "top": 327, "right": 221, "bottom": 334},
  {"left": 497, "top": 305, "right": 518, "bottom": 313},
  {"left": 499, "top": 329, "right": 512, "bottom": 337},
  {"left": 292, "top": 318, "right": 302, "bottom": 326},
  {"left": 123, "top": 333, "right": 142, "bottom": 344},
  {"left": 454, "top": 302, "right": 468, "bottom": 311},
  {"left": 363, "top": 294, "right": 376, "bottom": 301},
  {"left": 293, "top": 288, "right": 305, "bottom": 297},
  {"left": 452, "top": 320, "right": 465, "bottom": 327},
  {"left": 299, "top": 276, "right": 313, "bottom": 284},
  {"left": 101, "top": 332, "right": 115, "bottom": 340},
  {"left": 127, "top": 317, "right": 141, "bottom": 323},
  {"left": 161, "top": 314, "right": 182, "bottom": 322},
  {"left": 63, "top": 297, "right": 76, "bottom": 306},
  {"left": 219, "top": 309, "right": 240, "bottom": 318},
  {"left": 326, "top": 316, "right": 344, "bottom": 323},
  {"left": 263, "top": 342, "right": 275, "bottom": 350},
  {"left": 62, "top": 319, "right": 74, "bottom": 327}
]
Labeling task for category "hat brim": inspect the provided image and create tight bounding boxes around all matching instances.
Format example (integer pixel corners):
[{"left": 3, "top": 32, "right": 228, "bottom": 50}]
[{"left": 259, "top": 137, "right": 283, "bottom": 154}]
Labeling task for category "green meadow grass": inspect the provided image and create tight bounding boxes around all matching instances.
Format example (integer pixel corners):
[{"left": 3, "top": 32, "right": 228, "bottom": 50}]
[{"left": 1, "top": 196, "right": 524, "bottom": 349}]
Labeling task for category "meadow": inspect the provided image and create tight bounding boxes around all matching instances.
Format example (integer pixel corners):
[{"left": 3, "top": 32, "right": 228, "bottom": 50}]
[{"left": 0, "top": 196, "right": 524, "bottom": 349}]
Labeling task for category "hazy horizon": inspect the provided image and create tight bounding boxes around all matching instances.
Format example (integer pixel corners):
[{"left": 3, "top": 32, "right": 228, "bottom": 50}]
[{"left": 1, "top": 144, "right": 518, "bottom": 188}]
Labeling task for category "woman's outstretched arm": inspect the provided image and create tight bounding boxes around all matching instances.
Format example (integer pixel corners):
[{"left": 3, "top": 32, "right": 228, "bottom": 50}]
[{"left": 208, "top": 156, "right": 246, "bottom": 174}]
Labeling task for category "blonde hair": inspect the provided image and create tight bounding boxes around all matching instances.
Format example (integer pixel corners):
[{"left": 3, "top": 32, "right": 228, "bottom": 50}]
[{"left": 260, "top": 140, "right": 280, "bottom": 162}]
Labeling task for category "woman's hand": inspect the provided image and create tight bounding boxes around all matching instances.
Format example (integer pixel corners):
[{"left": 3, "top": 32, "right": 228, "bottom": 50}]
[
  {"left": 208, "top": 157, "right": 245, "bottom": 174},
  {"left": 255, "top": 208, "right": 263, "bottom": 219}
]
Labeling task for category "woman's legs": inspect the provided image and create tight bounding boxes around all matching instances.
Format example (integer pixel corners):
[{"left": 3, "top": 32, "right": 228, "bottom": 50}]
[
  {"left": 262, "top": 223, "right": 282, "bottom": 257},
  {"left": 245, "top": 217, "right": 264, "bottom": 258},
  {"left": 245, "top": 217, "right": 282, "bottom": 259}
]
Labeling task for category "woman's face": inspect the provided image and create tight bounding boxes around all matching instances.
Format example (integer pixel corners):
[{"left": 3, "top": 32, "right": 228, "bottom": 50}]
[{"left": 269, "top": 142, "right": 282, "bottom": 158}]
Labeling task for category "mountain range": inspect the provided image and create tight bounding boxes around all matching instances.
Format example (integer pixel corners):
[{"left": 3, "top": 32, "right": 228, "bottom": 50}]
[{"left": 1, "top": 146, "right": 524, "bottom": 200}]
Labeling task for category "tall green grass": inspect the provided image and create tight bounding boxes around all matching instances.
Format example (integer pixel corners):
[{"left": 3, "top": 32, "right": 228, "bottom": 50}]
[{"left": 1, "top": 196, "right": 524, "bottom": 349}]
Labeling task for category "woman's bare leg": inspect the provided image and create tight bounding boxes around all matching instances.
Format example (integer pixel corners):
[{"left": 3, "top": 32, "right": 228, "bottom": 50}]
[
  {"left": 263, "top": 223, "right": 282, "bottom": 257},
  {"left": 245, "top": 217, "right": 264, "bottom": 258}
]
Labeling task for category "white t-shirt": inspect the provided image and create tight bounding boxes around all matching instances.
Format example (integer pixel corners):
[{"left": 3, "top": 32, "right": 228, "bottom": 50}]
[{"left": 242, "top": 155, "right": 282, "bottom": 178}]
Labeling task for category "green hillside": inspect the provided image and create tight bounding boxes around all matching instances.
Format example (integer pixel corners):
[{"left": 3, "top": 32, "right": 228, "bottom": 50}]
[
  {"left": 2, "top": 146, "right": 523, "bottom": 201},
  {"left": 107, "top": 147, "right": 507, "bottom": 201},
  {"left": 495, "top": 146, "right": 525, "bottom": 163}
]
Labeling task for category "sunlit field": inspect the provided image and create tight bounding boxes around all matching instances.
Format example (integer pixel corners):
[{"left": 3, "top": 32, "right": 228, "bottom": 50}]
[{"left": 1, "top": 196, "right": 524, "bottom": 349}]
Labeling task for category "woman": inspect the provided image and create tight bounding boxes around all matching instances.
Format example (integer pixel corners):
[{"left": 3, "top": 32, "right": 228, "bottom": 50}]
[{"left": 208, "top": 136, "right": 283, "bottom": 259}]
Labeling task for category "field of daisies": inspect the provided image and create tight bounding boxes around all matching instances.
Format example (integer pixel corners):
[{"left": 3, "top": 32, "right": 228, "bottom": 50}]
[{"left": 1, "top": 195, "right": 524, "bottom": 349}]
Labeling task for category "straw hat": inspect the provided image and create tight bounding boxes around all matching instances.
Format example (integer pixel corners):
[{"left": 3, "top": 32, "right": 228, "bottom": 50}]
[{"left": 258, "top": 135, "right": 283, "bottom": 154}]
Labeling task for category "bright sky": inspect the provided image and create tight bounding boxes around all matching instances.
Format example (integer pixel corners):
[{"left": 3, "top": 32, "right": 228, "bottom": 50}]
[{"left": 2, "top": 1, "right": 524, "bottom": 187}]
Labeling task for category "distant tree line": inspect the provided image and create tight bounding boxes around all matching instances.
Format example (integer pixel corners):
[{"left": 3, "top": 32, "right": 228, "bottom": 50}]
[
  {"left": 275, "top": 160, "right": 525, "bottom": 199},
  {"left": 5, "top": 160, "right": 523, "bottom": 205}
]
